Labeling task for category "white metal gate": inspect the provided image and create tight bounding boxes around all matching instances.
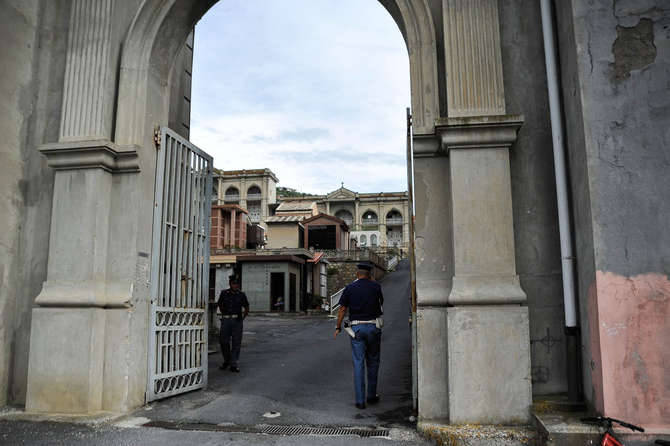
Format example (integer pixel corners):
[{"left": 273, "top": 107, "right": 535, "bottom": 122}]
[{"left": 147, "top": 127, "right": 213, "bottom": 402}]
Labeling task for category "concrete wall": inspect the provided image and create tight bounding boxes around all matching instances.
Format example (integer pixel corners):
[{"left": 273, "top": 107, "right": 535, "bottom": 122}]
[
  {"left": 0, "top": 0, "right": 40, "bottom": 408},
  {"left": 555, "top": 0, "right": 670, "bottom": 426},
  {"left": 499, "top": 0, "right": 567, "bottom": 395},
  {"left": 326, "top": 261, "right": 386, "bottom": 298},
  {"left": 0, "top": 0, "right": 69, "bottom": 406},
  {"left": 241, "top": 262, "right": 301, "bottom": 312},
  {"left": 266, "top": 224, "right": 300, "bottom": 249},
  {"left": 554, "top": 0, "right": 599, "bottom": 411}
]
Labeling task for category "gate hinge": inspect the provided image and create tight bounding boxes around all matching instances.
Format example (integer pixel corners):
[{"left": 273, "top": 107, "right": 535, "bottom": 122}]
[{"left": 153, "top": 128, "right": 161, "bottom": 149}]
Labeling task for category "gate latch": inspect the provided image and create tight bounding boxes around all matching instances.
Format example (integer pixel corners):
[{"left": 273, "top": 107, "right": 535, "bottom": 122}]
[{"left": 153, "top": 128, "right": 161, "bottom": 149}]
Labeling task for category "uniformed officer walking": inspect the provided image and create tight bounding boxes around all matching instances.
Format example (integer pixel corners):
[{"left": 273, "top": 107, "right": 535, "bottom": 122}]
[
  {"left": 217, "top": 275, "right": 249, "bottom": 373},
  {"left": 334, "top": 262, "right": 384, "bottom": 409}
]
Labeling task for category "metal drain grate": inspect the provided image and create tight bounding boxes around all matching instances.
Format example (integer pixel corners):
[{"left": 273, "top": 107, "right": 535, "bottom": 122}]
[
  {"left": 142, "top": 421, "right": 389, "bottom": 438},
  {"left": 259, "top": 425, "right": 389, "bottom": 438}
]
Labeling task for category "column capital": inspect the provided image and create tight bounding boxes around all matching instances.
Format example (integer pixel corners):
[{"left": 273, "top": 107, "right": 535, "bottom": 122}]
[
  {"left": 39, "top": 140, "right": 140, "bottom": 174},
  {"left": 436, "top": 115, "right": 524, "bottom": 152}
]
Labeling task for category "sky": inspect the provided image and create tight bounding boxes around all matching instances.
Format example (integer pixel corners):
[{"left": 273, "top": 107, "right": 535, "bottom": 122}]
[{"left": 190, "top": 0, "right": 411, "bottom": 195}]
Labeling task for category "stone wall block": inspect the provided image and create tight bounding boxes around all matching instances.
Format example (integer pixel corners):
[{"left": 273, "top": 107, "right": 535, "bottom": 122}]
[
  {"left": 26, "top": 308, "right": 105, "bottom": 413},
  {"left": 447, "top": 306, "right": 532, "bottom": 424},
  {"left": 417, "top": 307, "right": 449, "bottom": 420}
]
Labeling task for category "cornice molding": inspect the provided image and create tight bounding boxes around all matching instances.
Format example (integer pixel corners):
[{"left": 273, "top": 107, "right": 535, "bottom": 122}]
[
  {"left": 39, "top": 140, "right": 140, "bottom": 174},
  {"left": 436, "top": 115, "right": 524, "bottom": 152}
]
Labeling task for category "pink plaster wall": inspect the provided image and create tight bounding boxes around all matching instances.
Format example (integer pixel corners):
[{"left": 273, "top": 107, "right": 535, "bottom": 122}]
[{"left": 591, "top": 271, "right": 670, "bottom": 428}]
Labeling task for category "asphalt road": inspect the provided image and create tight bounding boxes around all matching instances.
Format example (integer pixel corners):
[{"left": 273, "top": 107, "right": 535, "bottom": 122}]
[{"left": 0, "top": 260, "right": 431, "bottom": 445}]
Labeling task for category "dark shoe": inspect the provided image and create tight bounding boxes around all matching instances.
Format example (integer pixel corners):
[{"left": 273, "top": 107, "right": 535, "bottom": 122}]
[
  {"left": 366, "top": 395, "right": 380, "bottom": 405},
  {"left": 355, "top": 403, "right": 366, "bottom": 409},
  {"left": 219, "top": 362, "right": 230, "bottom": 370},
  {"left": 230, "top": 365, "right": 240, "bottom": 373}
]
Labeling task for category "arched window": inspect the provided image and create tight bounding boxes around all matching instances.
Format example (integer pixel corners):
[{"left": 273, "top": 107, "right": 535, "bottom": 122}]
[
  {"left": 335, "top": 209, "right": 353, "bottom": 227},
  {"left": 246, "top": 186, "right": 262, "bottom": 222},
  {"left": 386, "top": 210, "right": 403, "bottom": 225},
  {"left": 370, "top": 234, "right": 378, "bottom": 247},
  {"left": 362, "top": 210, "right": 378, "bottom": 225},
  {"left": 247, "top": 185, "right": 261, "bottom": 200},
  {"left": 360, "top": 234, "right": 367, "bottom": 246},
  {"left": 224, "top": 186, "right": 240, "bottom": 203}
]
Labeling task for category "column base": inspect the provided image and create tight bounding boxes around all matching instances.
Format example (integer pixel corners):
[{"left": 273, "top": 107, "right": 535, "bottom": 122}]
[
  {"left": 417, "top": 307, "right": 449, "bottom": 420},
  {"left": 26, "top": 307, "right": 105, "bottom": 413},
  {"left": 447, "top": 305, "right": 532, "bottom": 424}
]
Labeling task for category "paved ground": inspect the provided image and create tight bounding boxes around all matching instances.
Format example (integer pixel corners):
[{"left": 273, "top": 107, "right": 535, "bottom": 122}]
[{"left": 0, "top": 260, "right": 431, "bottom": 445}]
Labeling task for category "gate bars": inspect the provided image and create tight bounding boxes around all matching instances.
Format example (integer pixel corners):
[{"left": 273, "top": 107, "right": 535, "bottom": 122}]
[{"left": 147, "top": 127, "right": 213, "bottom": 402}]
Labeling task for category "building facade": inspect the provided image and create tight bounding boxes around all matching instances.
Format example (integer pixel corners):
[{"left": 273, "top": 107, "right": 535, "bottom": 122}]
[
  {"left": 214, "top": 169, "right": 278, "bottom": 228},
  {"left": 279, "top": 186, "right": 410, "bottom": 252},
  {"left": 302, "top": 213, "right": 351, "bottom": 251},
  {"left": 210, "top": 205, "right": 249, "bottom": 250}
]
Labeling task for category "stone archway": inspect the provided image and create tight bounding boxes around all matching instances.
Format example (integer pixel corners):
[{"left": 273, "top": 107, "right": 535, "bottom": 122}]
[
  {"left": 26, "top": 0, "right": 532, "bottom": 426},
  {"left": 114, "top": 0, "right": 439, "bottom": 150}
]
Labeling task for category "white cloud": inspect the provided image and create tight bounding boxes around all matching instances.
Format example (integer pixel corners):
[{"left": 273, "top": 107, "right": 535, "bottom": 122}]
[{"left": 190, "top": 0, "right": 410, "bottom": 195}]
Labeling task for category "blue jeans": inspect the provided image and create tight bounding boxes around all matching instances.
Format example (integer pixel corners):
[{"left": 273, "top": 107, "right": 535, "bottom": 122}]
[{"left": 350, "top": 324, "right": 381, "bottom": 405}]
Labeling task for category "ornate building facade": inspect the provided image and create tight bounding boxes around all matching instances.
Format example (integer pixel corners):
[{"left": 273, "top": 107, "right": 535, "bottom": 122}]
[
  {"left": 294, "top": 186, "right": 410, "bottom": 252},
  {"left": 213, "top": 169, "right": 278, "bottom": 228}
]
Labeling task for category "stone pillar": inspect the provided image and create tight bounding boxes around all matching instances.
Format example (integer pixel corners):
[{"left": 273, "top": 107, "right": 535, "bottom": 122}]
[
  {"left": 354, "top": 200, "right": 360, "bottom": 231},
  {"left": 261, "top": 198, "right": 268, "bottom": 221},
  {"left": 437, "top": 0, "right": 531, "bottom": 424},
  {"left": 240, "top": 177, "right": 246, "bottom": 210},
  {"left": 25, "top": 0, "right": 143, "bottom": 414},
  {"left": 439, "top": 115, "right": 530, "bottom": 424},
  {"left": 413, "top": 138, "right": 451, "bottom": 420},
  {"left": 231, "top": 209, "right": 237, "bottom": 248}
]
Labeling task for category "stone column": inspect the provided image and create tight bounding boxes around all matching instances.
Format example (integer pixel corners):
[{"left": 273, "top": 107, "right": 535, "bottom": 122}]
[
  {"left": 240, "top": 177, "right": 246, "bottom": 209},
  {"left": 354, "top": 200, "right": 360, "bottom": 231},
  {"left": 231, "top": 209, "right": 237, "bottom": 248},
  {"left": 26, "top": 0, "right": 144, "bottom": 414},
  {"left": 436, "top": 0, "right": 530, "bottom": 424}
]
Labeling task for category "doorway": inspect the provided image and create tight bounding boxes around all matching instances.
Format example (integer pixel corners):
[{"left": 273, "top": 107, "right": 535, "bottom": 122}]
[
  {"left": 289, "top": 273, "right": 297, "bottom": 312},
  {"left": 270, "top": 272, "right": 285, "bottom": 312}
]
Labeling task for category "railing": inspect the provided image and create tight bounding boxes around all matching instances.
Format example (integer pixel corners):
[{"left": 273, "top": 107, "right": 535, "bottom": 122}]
[
  {"left": 386, "top": 218, "right": 403, "bottom": 225},
  {"left": 361, "top": 224, "right": 379, "bottom": 231},
  {"left": 387, "top": 256, "right": 399, "bottom": 270},
  {"left": 247, "top": 193, "right": 262, "bottom": 200},
  {"left": 224, "top": 195, "right": 240, "bottom": 202},
  {"left": 255, "top": 247, "right": 314, "bottom": 257},
  {"left": 329, "top": 287, "right": 345, "bottom": 316},
  {"left": 322, "top": 249, "right": 386, "bottom": 270}
]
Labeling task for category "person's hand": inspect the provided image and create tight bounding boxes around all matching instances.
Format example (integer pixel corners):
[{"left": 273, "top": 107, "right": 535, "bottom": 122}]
[{"left": 334, "top": 327, "right": 341, "bottom": 339}]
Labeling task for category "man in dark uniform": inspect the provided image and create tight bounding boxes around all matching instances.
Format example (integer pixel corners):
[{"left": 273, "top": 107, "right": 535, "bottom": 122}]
[
  {"left": 334, "top": 262, "right": 384, "bottom": 409},
  {"left": 217, "top": 275, "right": 249, "bottom": 373}
]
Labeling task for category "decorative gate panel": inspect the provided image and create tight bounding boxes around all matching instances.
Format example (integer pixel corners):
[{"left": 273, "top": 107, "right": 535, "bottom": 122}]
[{"left": 147, "top": 127, "right": 213, "bottom": 402}]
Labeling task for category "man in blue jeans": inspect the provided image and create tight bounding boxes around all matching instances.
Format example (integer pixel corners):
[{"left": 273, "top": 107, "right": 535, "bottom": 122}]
[{"left": 334, "top": 262, "right": 384, "bottom": 409}]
